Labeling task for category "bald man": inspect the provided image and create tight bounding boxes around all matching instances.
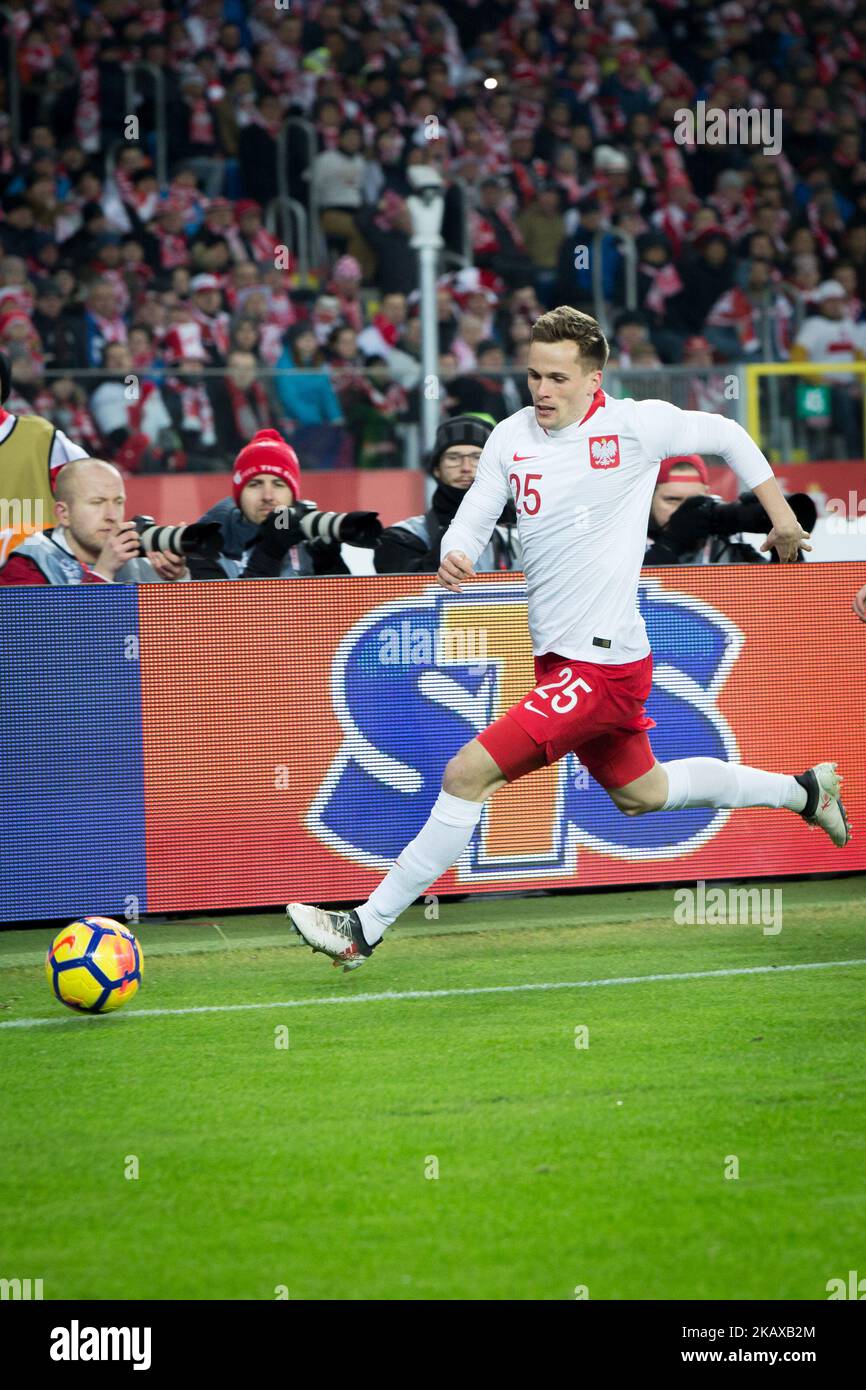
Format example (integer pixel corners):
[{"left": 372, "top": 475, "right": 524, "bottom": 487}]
[{"left": 0, "top": 459, "right": 189, "bottom": 585}]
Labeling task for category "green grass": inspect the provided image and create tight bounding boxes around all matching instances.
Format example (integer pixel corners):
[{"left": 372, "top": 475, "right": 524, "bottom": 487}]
[{"left": 1, "top": 879, "right": 864, "bottom": 1300}]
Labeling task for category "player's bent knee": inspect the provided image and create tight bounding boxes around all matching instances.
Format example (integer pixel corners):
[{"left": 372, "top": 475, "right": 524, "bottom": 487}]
[
  {"left": 442, "top": 750, "right": 480, "bottom": 800},
  {"left": 608, "top": 763, "right": 668, "bottom": 816},
  {"left": 442, "top": 741, "right": 503, "bottom": 801}
]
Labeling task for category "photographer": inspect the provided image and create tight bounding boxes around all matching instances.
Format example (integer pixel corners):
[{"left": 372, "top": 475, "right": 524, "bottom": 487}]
[
  {"left": 0, "top": 458, "right": 192, "bottom": 585},
  {"left": 645, "top": 455, "right": 816, "bottom": 566},
  {"left": 375, "top": 414, "right": 521, "bottom": 575},
  {"left": 188, "top": 428, "right": 382, "bottom": 580}
]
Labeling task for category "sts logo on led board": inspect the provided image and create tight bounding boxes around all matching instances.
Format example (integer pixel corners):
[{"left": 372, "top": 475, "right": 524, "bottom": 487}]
[{"left": 308, "top": 578, "right": 743, "bottom": 880}]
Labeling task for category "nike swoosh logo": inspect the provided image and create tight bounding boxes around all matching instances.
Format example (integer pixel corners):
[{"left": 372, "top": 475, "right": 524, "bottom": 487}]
[{"left": 512, "top": 453, "right": 538, "bottom": 462}]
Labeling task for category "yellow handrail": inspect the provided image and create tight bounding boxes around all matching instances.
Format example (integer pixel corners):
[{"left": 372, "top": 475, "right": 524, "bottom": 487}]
[{"left": 744, "top": 361, "right": 866, "bottom": 451}]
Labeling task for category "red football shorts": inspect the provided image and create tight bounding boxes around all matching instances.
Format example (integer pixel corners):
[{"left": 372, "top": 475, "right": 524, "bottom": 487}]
[{"left": 477, "top": 651, "right": 657, "bottom": 790}]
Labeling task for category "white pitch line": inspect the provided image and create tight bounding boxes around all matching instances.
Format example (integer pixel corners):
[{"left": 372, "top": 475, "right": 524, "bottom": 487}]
[{"left": 2, "top": 957, "right": 865, "bottom": 1030}]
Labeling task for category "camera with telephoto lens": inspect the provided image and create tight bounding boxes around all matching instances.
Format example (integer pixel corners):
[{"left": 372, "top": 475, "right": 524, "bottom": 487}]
[
  {"left": 658, "top": 491, "right": 817, "bottom": 559},
  {"left": 266, "top": 501, "right": 382, "bottom": 549},
  {"left": 132, "top": 515, "right": 224, "bottom": 559}
]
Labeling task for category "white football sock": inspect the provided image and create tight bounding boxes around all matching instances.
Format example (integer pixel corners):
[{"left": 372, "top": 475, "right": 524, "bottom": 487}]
[
  {"left": 356, "top": 789, "right": 485, "bottom": 944},
  {"left": 660, "top": 758, "right": 808, "bottom": 813}
]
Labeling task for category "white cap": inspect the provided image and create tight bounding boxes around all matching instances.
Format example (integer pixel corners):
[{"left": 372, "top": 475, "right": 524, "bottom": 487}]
[
  {"left": 190, "top": 273, "right": 222, "bottom": 293},
  {"left": 593, "top": 145, "right": 629, "bottom": 172},
  {"left": 814, "top": 280, "right": 847, "bottom": 302}
]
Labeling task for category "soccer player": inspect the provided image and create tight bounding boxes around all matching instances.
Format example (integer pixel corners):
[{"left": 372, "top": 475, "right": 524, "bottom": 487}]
[{"left": 288, "top": 307, "right": 852, "bottom": 970}]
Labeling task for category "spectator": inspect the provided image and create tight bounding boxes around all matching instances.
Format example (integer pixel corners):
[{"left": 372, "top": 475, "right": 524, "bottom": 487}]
[
  {"left": 237, "top": 93, "right": 285, "bottom": 207},
  {"left": 0, "top": 197, "right": 37, "bottom": 258},
  {"left": 188, "top": 273, "right": 231, "bottom": 363},
  {"left": 609, "top": 310, "right": 651, "bottom": 368},
  {"left": 43, "top": 377, "right": 102, "bottom": 458},
  {"left": 364, "top": 129, "right": 412, "bottom": 205},
  {"left": 312, "top": 123, "right": 375, "bottom": 279},
  {"left": 339, "top": 354, "right": 408, "bottom": 468},
  {"left": 448, "top": 313, "right": 486, "bottom": 372},
  {"left": 516, "top": 185, "right": 567, "bottom": 306},
  {"left": 357, "top": 190, "right": 418, "bottom": 296},
  {"left": 472, "top": 177, "right": 535, "bottom": 289},
  {"left": 89, "top": 341, "right": 177, "bottom": 473},
  {"left": 326, "top": 256, "right": 364, "bottom": 332},
  {"left": 553, "top": 200, "right": 621, "bottom": 311},
  {"left": 630, "top": 343, "right": 663, "bottom": 369},
  {"left": 274, "top": 325, "right": 343, "bottom": 427},
  {"left": 375, "top": 413, "right": 520, "bottom": 574},
  {"left": 792, "top": 280, "right": 866, "bottom": 456},
  {"left": 0, "top": 458, "right": 189, "bottom": 585},
  {"left": 681, "top": 336, "right": 735, "bottom": 415},
  {"left": 177, "top": 73, "right": 226, "bottom": 197},
  {"left": 208, "top": 349, "right": 283, "bottom": 460},
  {"left": 83, "top": 283, "right": 128, "bottom": 367},
  {"left": 326, "top": 324, "right": 361, "bottom": 396},
  {"left": 127, "top": 325, "right": 158, "bottom": 373},
  {"left": 448, "top": 339, "right": 518, "bottom": 418},
  {"left": 667, "top": 229, "right": 736, "bottom": 347},
  {"left": 227, "top": 200, "right": 280, "bottom": 269},
  {"left": 161, "top": 331, "right": 220, "bottom": 471},
  {"left": 356, "top": 292, "right": 421, "bottom": 390},
  {"left": 229, "top": 316, "right": 263, "bottom": 357}
]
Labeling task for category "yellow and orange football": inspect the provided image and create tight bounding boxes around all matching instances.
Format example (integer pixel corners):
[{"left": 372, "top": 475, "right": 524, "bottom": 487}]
[{"left": 45, "top": 918, "right": 144, "bottom": 1014}]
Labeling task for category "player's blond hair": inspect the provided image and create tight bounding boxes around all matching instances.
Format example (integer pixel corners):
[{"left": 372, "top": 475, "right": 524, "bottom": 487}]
[{"left": 529, "top": 306, "right": 609, "bottom": 372}]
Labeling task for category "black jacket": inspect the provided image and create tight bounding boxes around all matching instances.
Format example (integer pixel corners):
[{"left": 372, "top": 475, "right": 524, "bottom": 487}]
[
  {"left": 375, "top": 482, "right": 518, "bottom": 574},
  {"left": 187, "top": 496, "right": 348, "bottom": 579}
]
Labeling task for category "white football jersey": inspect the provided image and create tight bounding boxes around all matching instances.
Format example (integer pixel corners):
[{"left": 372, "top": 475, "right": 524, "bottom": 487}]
[{"left": 440, "top": 391, "right": 775, "bottom": 664}]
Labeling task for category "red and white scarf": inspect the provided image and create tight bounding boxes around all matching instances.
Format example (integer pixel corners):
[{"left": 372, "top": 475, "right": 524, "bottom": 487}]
[
  {"left": 707, "top": 288, "right": 759, "bottom": 354},
  {"left": 641, "top": 262, "right": 683, "bottom": 319},
  {"left": 188, "top": 98, "right": 215, "bottom": 147},
  {"left": 191, "top": 307, "right": 231, "bottom": 359},
  {"left": 227, "top": 378, "right": 272, "bottom": 440},
  {"left": 153, "top": 227, "right": 190, "bottom": 271},
  {"left": 165, "top": 377, "right": 216, "bottom": 446}
]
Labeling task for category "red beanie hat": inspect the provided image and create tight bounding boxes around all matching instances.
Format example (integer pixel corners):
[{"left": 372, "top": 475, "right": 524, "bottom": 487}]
[
  {"left": 657, "top": 454, "right": 709, "bottom": 487},
  {"left": 232, "top": 430, "right": 301, "bottom": 504}
]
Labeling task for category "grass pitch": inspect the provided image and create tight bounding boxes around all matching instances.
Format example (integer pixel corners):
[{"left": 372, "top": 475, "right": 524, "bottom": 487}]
[{"left": 1, "top": 878, "right": 864, "bottom": 1301}]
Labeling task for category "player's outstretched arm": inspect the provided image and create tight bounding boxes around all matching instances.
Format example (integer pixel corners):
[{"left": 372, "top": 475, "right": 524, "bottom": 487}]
[
  {"left": 636, "top": 402, "right": 809, "bottom": 563},
  {"left": 438, "top": 427, "right": 511, "bottom": 580}
]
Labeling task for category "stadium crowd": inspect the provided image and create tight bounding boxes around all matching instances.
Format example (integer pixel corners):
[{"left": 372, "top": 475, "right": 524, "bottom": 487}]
[{"left": 0, "top": 0, "right": 865, "bottom": 589}]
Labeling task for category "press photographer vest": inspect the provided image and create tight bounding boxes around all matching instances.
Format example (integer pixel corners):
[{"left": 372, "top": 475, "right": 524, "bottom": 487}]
[
  {"left": 14, "top": 530, "right": 162, "bottom": 585},
  {"left": 0, "top": 415, "right": 57, "bottom": 562}
]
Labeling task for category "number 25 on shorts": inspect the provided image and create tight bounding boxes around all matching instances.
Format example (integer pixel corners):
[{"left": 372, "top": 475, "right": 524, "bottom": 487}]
[{"left": 524, "top": 667, "right": 592, "bottom": 718}]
